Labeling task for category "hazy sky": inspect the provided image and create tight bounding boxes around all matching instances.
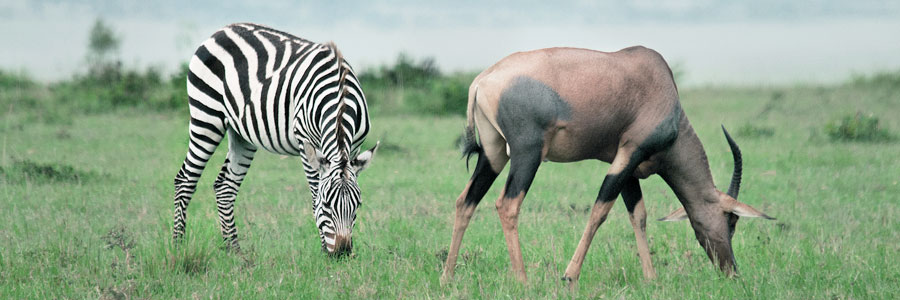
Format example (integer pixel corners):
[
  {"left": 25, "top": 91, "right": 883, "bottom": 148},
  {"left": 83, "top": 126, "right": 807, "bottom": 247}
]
[{"left": 2, "top": 0, "right": 900, "bottom": 85}]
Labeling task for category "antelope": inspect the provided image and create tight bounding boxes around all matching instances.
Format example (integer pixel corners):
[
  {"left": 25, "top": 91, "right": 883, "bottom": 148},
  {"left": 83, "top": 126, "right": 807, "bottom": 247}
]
[{"left": 440, "top": 46, "right": 774, "bottom": 285}]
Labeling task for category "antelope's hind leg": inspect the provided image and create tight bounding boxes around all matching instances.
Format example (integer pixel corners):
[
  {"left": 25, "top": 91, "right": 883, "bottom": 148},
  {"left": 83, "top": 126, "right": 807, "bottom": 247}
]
[
  {"left": 441, "top": 110, "right": 508, "bottom": 283},
  {"left": 495, "top": 136, "right": 543, "bottom": 283},
  {"left": 622, "top": 176, "right": 657, "bottom": 279},
  {"left": 441, "top": 151, "right": 505, "bottom": 282}
]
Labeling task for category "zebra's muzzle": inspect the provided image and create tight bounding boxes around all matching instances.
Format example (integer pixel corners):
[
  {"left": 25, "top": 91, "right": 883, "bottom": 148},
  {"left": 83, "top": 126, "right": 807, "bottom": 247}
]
[{"left": 327, "top": 234, "right": 352, "bottom": 257}]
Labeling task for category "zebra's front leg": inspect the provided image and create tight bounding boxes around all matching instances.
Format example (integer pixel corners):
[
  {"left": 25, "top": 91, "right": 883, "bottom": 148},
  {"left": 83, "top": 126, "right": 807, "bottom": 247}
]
[{"left": 213, "top": 131, "right": 257, "bottom": 251}]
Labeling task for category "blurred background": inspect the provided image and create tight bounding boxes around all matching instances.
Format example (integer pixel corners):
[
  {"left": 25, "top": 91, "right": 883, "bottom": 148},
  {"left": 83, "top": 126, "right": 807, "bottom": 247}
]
[
  {"left": 3, "top": 0, "right": 900, "bottom": 85},
  {"left": 3, "top": 0, "right": 900, "bottom": 119}
]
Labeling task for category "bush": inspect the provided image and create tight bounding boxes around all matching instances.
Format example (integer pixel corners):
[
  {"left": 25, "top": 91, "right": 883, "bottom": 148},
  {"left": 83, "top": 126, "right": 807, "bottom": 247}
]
[
  {"left": 359, "top": 53, "right": 440, "bottom": 88},
  {"left": 360, "top": 54, "right": 475, "bottom": 116},
  {"left": 403, "top": 73, "right": 471, "bottom": 115},
  {"left": 824, "top": 112, "right": 893, "bottom": 142},
  {"left": 0, "top": 70, "right": 35, "bottom": 90},
  {"left": 47, "top": 65, "right": 182, "bottom": 113},
  {"left": 0, "top": 18, "right": 189, "bottom": 125},
  {"left": 0, "top": 71, "right": 77, "bottom": 125},
  {"left": 850, "top": 70, "right": 900, "bottom": 90}
]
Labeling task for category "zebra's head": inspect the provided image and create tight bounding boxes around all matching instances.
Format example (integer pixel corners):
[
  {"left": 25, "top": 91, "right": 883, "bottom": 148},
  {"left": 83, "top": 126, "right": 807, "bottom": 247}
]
[{"left": 304, "top": 142, "right": 379, "bottom": 256}]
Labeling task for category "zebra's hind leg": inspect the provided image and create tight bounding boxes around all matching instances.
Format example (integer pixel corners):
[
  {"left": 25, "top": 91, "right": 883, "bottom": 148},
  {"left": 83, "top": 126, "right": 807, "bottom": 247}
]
[
  {"left": 213, "top": 130, "right": 257, "bottom": 251},
  {"left": 174, "top": 117, "right": 226, "bottom": 242}
]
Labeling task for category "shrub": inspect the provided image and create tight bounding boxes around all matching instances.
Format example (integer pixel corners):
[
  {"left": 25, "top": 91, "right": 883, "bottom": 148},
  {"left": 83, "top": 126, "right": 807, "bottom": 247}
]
[
  {"left": 0, "top": 18, "right": 188, "bottom": 124},
  {"left": 359, "top": 53, "right": 440, "bottom": 88},
  {"left": 0, "top": 70, "right": 35, "bottom": 90},
  {"left": 824, "top": 112, "right": 893, "bottom": 142},
  {"left": 850, "top": 70, "right": 900, "bottom": 90},
  {"left": 33, "top": 17, "right": 187, "bottom": 113},
  {"left": 359, "top": 54, "right": 475, "bottom": 116},
  {"left": 403, "top": 73, "right": 471, "bottom": 115}
]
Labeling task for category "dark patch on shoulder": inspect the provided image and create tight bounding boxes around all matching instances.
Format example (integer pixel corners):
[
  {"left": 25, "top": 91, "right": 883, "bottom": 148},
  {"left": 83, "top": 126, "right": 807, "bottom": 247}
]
[
  {"left": 496, "top": 76, "right": 572, "bottom": 146},
  {"left": 638, "top": 102, "right": 681, "bottom": 154}
]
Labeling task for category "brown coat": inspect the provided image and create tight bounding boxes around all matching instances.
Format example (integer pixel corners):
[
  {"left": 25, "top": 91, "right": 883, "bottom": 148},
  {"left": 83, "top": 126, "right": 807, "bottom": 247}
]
[{"left": 442, "top": 46, "right": 773, "bottom": 285}]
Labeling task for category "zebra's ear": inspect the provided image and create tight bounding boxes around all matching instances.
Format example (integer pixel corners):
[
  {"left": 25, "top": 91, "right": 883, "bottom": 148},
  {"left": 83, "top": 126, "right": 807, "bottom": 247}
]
[
  {"left": 351, "top": 141, "right": 380, "bottom": 173},
  {"left": 304, "top": 142, "right": 325, "bottom": 172}
]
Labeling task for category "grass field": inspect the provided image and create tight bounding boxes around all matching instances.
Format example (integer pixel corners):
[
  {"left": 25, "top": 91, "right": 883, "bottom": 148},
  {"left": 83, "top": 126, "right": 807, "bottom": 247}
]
[{"left": 1, "top": 82, "right": 899, "bottom": 298}]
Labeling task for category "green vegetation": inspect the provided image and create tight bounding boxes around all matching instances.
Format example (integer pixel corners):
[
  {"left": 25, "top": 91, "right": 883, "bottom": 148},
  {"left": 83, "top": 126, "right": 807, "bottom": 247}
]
[
  {"left": 0, "top": 20, "right": 188, "bottom": 126},
  {"left": 825, "top": 112, "right": 893, "bottom": 142},
  {"left": 359, "top": 53, "right": 474, "bottom": 116},
  {"left": 1, "top": 18, "right": 899, "bottom": 299},
  {"left": 0, "top": 159, "right": 99, "bottom": 184},
  {"left": 2, "top": 74, "right": 899, "bottom": 298},
  {"left": 0, "top": 19, "right": 475, "bottom": 124},
  {"left": 0, "top": 52, "right": 468, "bottom": 125}
]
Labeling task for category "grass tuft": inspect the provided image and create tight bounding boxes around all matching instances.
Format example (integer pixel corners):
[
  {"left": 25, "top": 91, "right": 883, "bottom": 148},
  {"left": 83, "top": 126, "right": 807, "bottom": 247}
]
[
  {"left": 168, "top": 242, "right": 213, "bottom": 276},
  {"left": 824, "top": 111, "right": 893, "bottom": 142},
  {"left": 0, "top": 159, "right": 98, "bottom": 184}
]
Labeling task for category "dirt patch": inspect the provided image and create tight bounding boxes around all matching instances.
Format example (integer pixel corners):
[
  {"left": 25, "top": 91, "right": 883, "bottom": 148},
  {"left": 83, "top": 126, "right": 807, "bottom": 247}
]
[{"left": 101, "top": 226, "right": 139, "bottom": 279}]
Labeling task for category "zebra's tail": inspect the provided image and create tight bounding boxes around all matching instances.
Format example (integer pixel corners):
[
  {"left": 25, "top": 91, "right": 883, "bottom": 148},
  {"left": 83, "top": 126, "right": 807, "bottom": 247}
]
[{"left": 462, "top": 85, "right": 482, "bottom": 171}]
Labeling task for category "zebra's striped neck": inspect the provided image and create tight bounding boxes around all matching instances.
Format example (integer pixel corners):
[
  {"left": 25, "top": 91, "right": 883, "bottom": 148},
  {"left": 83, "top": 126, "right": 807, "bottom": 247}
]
[{"left": 290, "top": 42, "right": 356, "bottom": 168}]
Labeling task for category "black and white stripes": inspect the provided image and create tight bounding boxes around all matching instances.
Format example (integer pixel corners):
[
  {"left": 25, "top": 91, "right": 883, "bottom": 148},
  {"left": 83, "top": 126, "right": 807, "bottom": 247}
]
[{"left": 174, "top": 23, "right": 377, "bottom": 254}]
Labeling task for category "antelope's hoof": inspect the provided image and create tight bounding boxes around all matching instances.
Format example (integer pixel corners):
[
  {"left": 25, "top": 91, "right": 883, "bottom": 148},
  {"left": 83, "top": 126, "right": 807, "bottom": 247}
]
[
  {"left": 440, "top": 273, "right": 453, "bottom": 285},
  {"left": 561, "top": 276, "right": 574, "bottom": 282}
]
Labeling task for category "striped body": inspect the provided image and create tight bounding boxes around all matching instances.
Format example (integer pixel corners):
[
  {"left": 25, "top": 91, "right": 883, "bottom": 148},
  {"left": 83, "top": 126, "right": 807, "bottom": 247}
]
[{"left": 174, "top": 23, "right": 374, "bottom": 253}]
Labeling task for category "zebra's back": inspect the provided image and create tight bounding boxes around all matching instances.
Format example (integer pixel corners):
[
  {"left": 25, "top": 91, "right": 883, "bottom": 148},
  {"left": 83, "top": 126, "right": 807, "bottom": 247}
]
[{"left": 186, "top": 23, "right": 368, "bottom": 156}]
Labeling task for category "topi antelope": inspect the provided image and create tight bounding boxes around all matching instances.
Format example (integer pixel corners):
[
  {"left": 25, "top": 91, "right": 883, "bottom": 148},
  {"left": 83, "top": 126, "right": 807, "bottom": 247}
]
[{"left": 440, "top": 46, "right": 774, "bottom": 285}]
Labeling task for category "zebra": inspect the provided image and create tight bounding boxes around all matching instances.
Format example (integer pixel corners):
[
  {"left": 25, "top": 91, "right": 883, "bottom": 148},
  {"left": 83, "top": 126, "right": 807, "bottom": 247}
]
[{"left": 173, "top": 23, "right": 379, "bottom": 255}]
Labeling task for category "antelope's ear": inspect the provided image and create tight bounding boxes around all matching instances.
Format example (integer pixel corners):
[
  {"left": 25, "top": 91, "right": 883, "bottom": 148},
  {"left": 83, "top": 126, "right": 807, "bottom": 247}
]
[
  {"left": 720, "top": 197, "right": 776, "bottom": 220},
  {"left": 658, "top": 207, "right": 688, "bottom": 222},
  {"left": 351, "top": 141, "right": 380, "bottom": 173}
]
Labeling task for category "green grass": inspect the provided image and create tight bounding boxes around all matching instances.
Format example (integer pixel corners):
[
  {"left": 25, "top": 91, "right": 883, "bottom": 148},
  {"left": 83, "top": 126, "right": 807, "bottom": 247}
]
[{"left": 1, "top": 83, "right": 899, "bottom": 298}]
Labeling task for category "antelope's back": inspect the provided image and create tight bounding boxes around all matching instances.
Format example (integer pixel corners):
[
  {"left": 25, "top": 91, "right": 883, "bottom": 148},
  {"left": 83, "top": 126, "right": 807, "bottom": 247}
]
[{"left": 475, "top": 46, "right": 682, "bottom": 162}]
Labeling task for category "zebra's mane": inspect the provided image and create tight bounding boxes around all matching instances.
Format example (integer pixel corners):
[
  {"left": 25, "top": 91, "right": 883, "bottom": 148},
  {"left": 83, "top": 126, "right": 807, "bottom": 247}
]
[{"left": 324, "top": 42, "right": 351, "bottom": 174}]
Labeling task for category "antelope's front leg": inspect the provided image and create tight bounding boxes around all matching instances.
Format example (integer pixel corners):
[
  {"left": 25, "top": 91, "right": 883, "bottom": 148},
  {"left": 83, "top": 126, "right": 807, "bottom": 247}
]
[
  {"left": 563, "top": 146, "right": 643, "bottom": 288},
  {"left": 622, "top": 176, "right": 657, "bottom": 279}
]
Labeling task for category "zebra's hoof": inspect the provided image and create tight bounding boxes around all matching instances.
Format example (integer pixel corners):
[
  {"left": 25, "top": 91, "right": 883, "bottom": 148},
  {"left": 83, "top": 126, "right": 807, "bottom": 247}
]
[{"left": 223, "top": 240, "right": 242, "bottom": 253}]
